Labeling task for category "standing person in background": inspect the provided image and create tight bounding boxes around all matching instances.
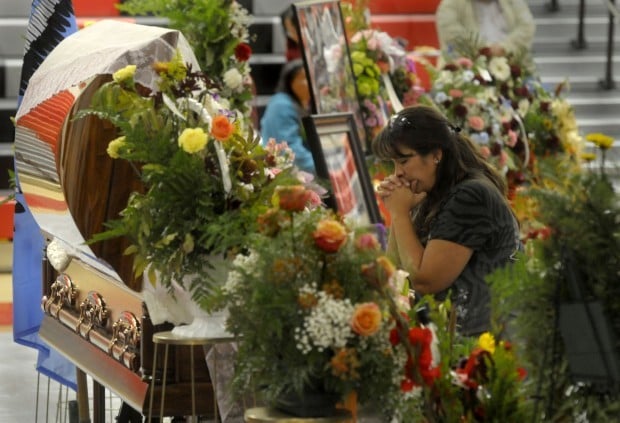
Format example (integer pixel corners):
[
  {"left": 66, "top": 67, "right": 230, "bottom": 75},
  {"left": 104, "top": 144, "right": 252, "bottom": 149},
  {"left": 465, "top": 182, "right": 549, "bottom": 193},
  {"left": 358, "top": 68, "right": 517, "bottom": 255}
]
[
  {"left": 280, "top": 5, "right": 302, "bottom": 61},
  {"left": 260, "top": 59, "right": 316, "bottom": 175},
  {"left": 435, "top": 0, "right": 535, "bottom": 58},
  {"left": 373, "top": 105, "right": 522, "bottom": 336}
]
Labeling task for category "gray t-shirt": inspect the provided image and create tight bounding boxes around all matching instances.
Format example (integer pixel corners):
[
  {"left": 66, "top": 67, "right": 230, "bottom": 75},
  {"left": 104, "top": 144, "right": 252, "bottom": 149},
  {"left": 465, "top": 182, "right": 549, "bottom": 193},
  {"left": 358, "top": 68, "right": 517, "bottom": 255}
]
[{"left": 427, "top": 178, "right": 521, "bottom": 336}]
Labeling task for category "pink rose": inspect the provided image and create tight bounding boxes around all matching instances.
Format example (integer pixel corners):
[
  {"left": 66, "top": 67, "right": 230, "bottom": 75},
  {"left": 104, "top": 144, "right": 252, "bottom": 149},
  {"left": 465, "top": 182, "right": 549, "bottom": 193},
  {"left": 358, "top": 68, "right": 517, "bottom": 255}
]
[
  {"left": 456, "top": 57, "right": 473, "bottom": 68},
  {"left": 506, "top": 130, "right": 518, "bottom": 147},
  {"left": 354, "top": 233, "right": 380, "bottom": 251},
  {"left": 498, "top": 150, "right": 508, "bottom": 167},
  {"left": 468, "top": 115, "right": 486, "bottom": 131}
]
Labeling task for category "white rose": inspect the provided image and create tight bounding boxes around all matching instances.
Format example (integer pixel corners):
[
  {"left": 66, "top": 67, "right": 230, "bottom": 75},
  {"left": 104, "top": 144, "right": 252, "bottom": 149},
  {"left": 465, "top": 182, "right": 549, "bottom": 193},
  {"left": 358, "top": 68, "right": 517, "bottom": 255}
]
[
  {"left": 223, "top": 68, "right": 243, "bottom": 90},
  {"left": 488, "top": 56, "right": 511, "bottom": 82},
  {"left": 518, "top": 98, "right": 531, "bottom": 116}
]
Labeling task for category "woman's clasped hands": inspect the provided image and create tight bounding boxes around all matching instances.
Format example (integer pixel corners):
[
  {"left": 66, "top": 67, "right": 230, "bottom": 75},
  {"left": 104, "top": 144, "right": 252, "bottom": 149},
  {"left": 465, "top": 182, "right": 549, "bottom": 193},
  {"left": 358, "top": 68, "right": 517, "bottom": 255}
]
[{"left": 376, "top": 175, "right": 426, "bottom": 218}]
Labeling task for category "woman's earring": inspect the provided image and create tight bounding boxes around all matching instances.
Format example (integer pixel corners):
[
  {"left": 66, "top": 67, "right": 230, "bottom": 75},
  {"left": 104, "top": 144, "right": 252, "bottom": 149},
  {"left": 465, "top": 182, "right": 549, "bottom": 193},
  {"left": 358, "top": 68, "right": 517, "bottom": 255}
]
[{"left": 435, "top": 158, "right": 440, "bottom": 164}]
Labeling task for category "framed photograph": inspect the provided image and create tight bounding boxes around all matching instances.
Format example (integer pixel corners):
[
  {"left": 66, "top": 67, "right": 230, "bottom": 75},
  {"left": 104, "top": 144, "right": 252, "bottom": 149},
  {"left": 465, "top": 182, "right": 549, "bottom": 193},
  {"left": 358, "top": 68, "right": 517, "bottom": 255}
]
[
  {"left": 303, "top": 112, "right": 381, "bottom": 226},
  {"left": 292, "top": 0, "right": 368, "bottom": 151}
]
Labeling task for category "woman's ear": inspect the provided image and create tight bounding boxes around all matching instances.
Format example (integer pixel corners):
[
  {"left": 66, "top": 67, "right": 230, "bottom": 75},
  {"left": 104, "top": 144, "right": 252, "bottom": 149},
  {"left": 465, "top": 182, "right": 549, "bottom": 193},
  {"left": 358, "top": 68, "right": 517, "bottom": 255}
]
[{"left": 433, "top": 150, "right": 443, "bottom": 164}]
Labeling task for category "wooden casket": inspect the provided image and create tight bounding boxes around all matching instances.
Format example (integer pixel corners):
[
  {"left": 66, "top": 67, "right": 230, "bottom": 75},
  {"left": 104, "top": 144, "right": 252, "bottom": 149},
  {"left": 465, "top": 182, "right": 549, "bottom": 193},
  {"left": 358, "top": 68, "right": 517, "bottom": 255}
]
[{"left": 14, "top": 20, "right": 217, "bottom": 419}]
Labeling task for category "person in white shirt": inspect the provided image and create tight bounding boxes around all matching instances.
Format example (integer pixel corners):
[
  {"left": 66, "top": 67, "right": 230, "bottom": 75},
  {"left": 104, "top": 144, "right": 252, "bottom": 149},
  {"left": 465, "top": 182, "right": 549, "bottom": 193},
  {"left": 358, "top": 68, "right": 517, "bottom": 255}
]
[{"left": 435, "top": 0, "right": 535, "bottom": 57}]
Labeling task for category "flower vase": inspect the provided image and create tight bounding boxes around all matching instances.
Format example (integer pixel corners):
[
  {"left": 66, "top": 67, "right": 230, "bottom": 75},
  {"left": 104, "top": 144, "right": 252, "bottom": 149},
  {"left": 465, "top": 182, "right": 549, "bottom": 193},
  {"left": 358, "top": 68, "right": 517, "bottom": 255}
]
[
  {"left": 273, "top": 381, "right": 341, "bottom": 418},
  {"left": 142, "top": 255, "right": 233, "bottom": 339},
  {"left": 171, "top": 254, "right": 233, "bottom": 338}
]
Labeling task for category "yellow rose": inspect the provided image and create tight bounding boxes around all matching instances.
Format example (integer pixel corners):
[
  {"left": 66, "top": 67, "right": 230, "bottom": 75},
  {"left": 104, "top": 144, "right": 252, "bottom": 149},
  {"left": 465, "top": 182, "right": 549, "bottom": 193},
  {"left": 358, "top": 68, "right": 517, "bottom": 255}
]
[
  {"left": 112, "top": 65, "right": 136, "bottom": 83},
  {"left": 106, "top": 136, "right": 126, "bottom": 159},
  {"left": 312, "top": 219, "right": 347, "bottom": 253},
  {"left": 178, "top": 127, "right": 208, "bottom": 154},
  {"left": 351, "top": 302, "right": 382, "bottom": 336},
  {"left": 478, "top": 332, "right": 496, "bottom": 354}
]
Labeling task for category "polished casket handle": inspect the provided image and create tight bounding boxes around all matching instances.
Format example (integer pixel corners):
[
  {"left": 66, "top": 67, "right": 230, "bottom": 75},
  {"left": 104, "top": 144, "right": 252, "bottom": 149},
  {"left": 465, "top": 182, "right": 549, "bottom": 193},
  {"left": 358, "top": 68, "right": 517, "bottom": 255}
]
[
  {"left": 41, "top": 273, "right": 77, "bottom": 318},
  {"left": 76, "top": 290, "right": 109, "bottom": 339}
]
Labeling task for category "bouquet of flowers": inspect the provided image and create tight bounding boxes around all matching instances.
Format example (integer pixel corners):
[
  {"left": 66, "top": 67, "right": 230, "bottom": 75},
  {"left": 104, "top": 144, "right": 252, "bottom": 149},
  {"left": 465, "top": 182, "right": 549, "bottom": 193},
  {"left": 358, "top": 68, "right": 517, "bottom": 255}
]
[
  {"left": 218, "top": 183, "right": 531, "bottom": 419},
  {"left": 220, "top": 187, "right": 415, "bottom": 417},
  {"left": 78, "top": 54, "right": 300, "bottom": 310},
  {"left": 348, "top": 29, "right": 424, "bottom": 143},
  {"left": 425, "top": 48, "right": 583, "bottom": 188},
  {"left": 389, "top": 298, "right": 530, "bottom": 422},
  {"left": 425, "top": 53, "right": 523, "bottom": 174}
]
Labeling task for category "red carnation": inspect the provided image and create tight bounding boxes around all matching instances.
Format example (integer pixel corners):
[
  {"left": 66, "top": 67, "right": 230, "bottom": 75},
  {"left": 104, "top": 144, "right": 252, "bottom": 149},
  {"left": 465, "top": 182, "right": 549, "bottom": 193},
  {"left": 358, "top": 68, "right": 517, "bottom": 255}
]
[
  {"left": 401, "top": 378, "right": 415, "bottom": 392},
  {"left": 389, "top": 328, "right": 401, "bottom": 346},
  {"left": 234, "top": 43, "right": 252, "bottom": 62}
]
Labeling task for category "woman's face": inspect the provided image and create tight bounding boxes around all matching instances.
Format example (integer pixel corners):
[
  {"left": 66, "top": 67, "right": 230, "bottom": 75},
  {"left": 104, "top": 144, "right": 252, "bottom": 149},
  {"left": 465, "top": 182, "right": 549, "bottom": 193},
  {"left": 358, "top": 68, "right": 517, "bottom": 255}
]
[
  {"left": 290, "top": 68, "right": 310, "bottom": 109},
  {"left": 392, "top": 145, "right": 442, "bottom": 193}
]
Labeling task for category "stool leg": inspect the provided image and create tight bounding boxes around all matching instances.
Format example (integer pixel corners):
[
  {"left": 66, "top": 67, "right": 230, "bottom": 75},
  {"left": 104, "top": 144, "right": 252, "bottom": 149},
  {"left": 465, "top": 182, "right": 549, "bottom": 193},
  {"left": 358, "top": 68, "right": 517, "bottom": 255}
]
[
  {"left": 213, "top": 349, "right": 218, "bottom": 423},
  {"left": 147, "top": 343, "right": 159, "bottom": 423},
  {"left": 190, "top": 346, "right": 196, "bottom": 423},
  {"left": 159, "top": 344, "right": 170, "bottom": 421}
]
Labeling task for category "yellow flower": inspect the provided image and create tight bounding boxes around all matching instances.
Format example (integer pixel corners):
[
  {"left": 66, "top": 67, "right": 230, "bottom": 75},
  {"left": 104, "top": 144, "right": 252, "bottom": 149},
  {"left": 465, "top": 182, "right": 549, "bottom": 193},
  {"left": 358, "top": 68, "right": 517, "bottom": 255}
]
[
  {"left": 178, "top": 127, "right": 208, "bottom": 154},
  {"left": 112, "top": 65, "right": 136, "bottom": 84},
  {"left": 106, "top": 136, "right": 126, "bottom": 159},
  {"left": 580, "top": 152, "right": 597, "bottom": 162},
  {"left": 182, "top": 233, "right": 195, "bottom": 253},
  {"left": 585, "top": 132, "right": 614, "bottom": 150},
  {"left": 478, "top": 332, "right": 496, "bottom": 354}
]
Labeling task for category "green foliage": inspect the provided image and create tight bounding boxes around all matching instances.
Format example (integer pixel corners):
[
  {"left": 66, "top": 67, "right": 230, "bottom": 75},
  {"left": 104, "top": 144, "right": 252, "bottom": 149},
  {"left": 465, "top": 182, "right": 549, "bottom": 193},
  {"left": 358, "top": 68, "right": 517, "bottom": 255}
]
[
  {"left": 486, "top": 167, "right": 620, "bottom": 421},
  {"left": 0, "top": 169, "right": 16, "bottom": 205}
]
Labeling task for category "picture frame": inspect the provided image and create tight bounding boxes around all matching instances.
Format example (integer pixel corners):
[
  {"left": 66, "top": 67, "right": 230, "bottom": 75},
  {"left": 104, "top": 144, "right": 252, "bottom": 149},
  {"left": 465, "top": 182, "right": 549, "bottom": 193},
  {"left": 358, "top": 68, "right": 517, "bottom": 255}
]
[
  {"left": 292, "top": 0, "right": 369, "bottom": 151},
  {"left": 302, "top": 112, "right": 381, "bottom": 226}
]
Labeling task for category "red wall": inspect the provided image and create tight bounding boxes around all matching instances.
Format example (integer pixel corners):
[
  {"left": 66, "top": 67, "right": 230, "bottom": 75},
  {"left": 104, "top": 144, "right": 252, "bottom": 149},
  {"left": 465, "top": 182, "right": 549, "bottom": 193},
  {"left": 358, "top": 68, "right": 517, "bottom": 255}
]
[
  {"left": 72, "top": 0, "right": 120, "bottom": 16},
  {"left": 369, "top": 0, "right": 440, "bottom": 14}
]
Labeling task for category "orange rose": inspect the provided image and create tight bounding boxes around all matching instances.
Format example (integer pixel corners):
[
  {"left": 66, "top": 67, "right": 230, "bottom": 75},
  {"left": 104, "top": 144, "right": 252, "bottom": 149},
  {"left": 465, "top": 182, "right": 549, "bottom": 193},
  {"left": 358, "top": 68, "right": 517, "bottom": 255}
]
[
  {"left": 312, "top": 219, "right": 347, "bottom": 253},
  {"left": 273, "top": 185, "right": 312, "bottom": 212},
  {"left": 257, "top": 208, "right": 289, "bottom": 236},
  {"left": 361, "top": 255, "right": 395, "bottom": 288},
  {"left": 210, "top": 115, "right": 234, "bottom": 141},
  {"left": 351, "top": 302, "right": 382, "bottom": 336}
]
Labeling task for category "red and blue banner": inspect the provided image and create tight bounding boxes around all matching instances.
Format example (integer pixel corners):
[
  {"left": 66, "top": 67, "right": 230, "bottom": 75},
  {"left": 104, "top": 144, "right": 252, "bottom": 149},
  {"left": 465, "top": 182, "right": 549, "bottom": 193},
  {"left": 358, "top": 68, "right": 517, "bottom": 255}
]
[{"left": 13, "top": 0, "right": 78, "bottom": 390}]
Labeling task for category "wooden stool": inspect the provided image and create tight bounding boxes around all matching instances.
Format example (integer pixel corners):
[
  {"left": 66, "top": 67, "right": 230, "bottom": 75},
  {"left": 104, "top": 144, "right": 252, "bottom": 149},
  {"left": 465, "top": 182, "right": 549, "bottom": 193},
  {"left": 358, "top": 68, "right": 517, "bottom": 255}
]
[
  {"left": 244, "top": 407, "right": 352, "bottom": 423},
  {"left": 147, "top": 330, "right": 233, "bottom": 423}
]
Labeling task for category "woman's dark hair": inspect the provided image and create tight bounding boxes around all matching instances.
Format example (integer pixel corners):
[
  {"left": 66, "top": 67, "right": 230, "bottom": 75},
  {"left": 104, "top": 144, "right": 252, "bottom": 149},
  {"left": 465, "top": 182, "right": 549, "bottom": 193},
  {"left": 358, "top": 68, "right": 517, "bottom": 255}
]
[
  {"left": 372, "top": 105, "right": 509, "bottom": 234},
  {"left": 275, "top": 58, "right": 305, "bottom": 102}
]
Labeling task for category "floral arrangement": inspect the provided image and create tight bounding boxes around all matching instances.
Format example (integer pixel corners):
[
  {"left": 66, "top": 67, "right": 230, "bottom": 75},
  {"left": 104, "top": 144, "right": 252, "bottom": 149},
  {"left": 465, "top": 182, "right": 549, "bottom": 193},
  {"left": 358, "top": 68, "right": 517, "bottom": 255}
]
[
  {"left": 118, "top": 0, "right": 255, "bottom": 118},
  {"left": 78, "top": 55, "right": 301, "bottom": 309},
  {"left": 383, "top": 296, "right": 530, "bottom": 422},
  {"left": 220, "top": 192, "right": 410, "bottom": 416},
  {"left": 218, "top": 185, "right": 530, "bottom": 420},
  {"left": 348, "top": 29, "right": 424, "bottom": 144},
  {"left": 424, "top": 49, "right": 583, "bottom": 189}
]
